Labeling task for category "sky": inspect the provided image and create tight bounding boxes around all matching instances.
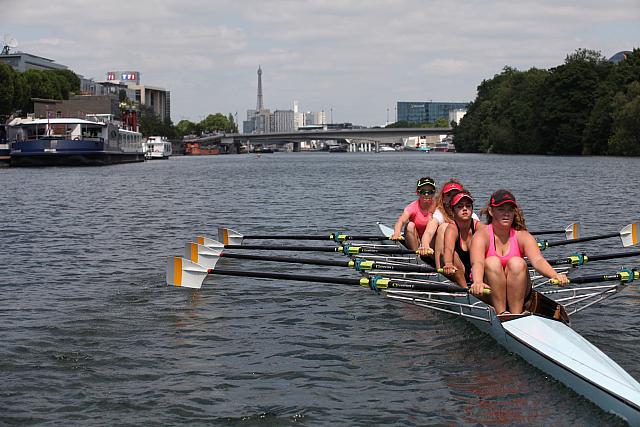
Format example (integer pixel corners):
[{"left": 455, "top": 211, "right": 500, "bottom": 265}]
[{"left": 2, "top": 0, "right": 639, "bottom": 127}]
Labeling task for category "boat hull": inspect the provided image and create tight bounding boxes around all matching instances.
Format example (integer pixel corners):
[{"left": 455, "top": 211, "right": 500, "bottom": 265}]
[
  {"left": 10, "top": 151, "right": 145, "bottom": 167},
  {"left": 446, "top": 292, "right": 640, "bottom": 424}
]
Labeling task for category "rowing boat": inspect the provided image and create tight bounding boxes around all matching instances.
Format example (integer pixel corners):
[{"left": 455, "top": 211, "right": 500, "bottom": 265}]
[{"left": 376, "top": 222, "right": 640, "bottom": 424}]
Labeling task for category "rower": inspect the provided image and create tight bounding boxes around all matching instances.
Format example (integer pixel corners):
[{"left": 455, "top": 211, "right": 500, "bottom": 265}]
[
  {"left": 442, "top": 192, "right": 478, "bottom": 288},
  {"left": 469, "top": 189, "right": 569, "bottom": 315},
  {"left": 390, "top": 177, "right": 438, "bottom": 259},
  {"left": 431, "top": 179, "right": 479, "bottom": 268}
]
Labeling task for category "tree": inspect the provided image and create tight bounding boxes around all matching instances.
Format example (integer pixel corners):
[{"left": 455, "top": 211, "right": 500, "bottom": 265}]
[{"left": 608, "top": 81, "right": 640, "bottom": 155}]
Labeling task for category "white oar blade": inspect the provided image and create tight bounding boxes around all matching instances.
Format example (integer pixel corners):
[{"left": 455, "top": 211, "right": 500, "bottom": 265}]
[
  {"left": 620, "top": 223, "right": 639, "bottom": 247},
  {"left": 166, "top": 256, "right": 208, "bottom": 289},
  {"left": 184, "top": 242, "right": 221, "bottom": 269},
  {"left": 565, "top": 222, "right": 580, "bottom": 240},
  {"left": 196, "top": 235, "right": 225, "bottom": 249},
  {"left": 218, "top": 227, "right": 243, "bottom": 245},
  {"left": 377, "top": 222, "right": 394, "bottom": 239}
]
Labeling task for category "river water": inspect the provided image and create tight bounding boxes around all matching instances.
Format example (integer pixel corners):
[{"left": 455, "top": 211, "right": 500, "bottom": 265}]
[{"left": 1, "top": 152, "right": 638, "bottom": 426}]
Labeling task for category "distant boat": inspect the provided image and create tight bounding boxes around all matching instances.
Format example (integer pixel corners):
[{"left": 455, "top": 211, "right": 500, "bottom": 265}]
[
  {"left": 377, "top": 145, "right": 397, "bottom": 153},
  {"left": 7, "top": 117, "right": 145, "bottom": 167},
  {"left": 145, "top": 136, "right": 172, "bottom": 159}
]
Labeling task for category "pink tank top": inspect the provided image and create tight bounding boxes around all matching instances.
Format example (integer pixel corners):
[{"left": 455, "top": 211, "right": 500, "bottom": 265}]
[
  {"left": 403, "top": 200, "right": 433, "bottom": 237},
  {"left": 485, "top": 224, "right": 522, "bottom": 267}
]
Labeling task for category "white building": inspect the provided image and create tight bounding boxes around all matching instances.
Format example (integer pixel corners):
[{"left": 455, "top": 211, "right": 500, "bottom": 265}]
[
  {"left": 273, "top": 109, "right": 295, "bottom": 132},
  {"left": 448, "top": 108, "right": 467, "bottom": 125}
]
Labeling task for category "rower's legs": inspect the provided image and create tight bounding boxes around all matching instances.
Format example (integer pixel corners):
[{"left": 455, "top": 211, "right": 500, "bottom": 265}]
[
  {"left": 449, "top": 252, "right": 468, "bottom": 288},
  {"left": 505, "top": 257, "right": 529, "bottom": 314},
  {"left": 484, "top": 256, "right": 507, "bottom": 314},
  {"left": 405, "top": 222, "right": 420, "bottom": 250}
]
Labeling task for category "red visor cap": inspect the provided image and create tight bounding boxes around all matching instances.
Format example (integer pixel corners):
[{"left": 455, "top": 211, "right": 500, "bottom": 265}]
[
  {"left": 451, "top": 192, "right": 474, "bottom": 207},
  {"left": 442, "top": 182, "right": 463, "bottom": 194}
]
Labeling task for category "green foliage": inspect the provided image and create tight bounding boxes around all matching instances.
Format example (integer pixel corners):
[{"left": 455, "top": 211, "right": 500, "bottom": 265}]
[
  {"left": 454, "top": 48, "right": 640, "bottom": 156},
  {"left": 0, "top": 65, "right": 81, "bottom": 116},
  {"left": 608, "top": 81, "right": 640, "bottom": 155},
  {"left": 138, "top": 105, "right": 177, "bottom": 138},
  {"left": 385, "top": 119, "right": 450, "bottom": 128}
]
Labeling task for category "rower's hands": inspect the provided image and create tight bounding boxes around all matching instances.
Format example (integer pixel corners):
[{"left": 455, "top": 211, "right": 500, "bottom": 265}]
[
  {"left": 470, "top": 281, "right": 490, "bottom": 296},
  {"left": 551, "top": 273, "right": 569, "bottom": 286},
  {"left": 443, "top": 262, "right": 457, "bottom": 275},
  {"left": 390, "top": 232, "right": 404, "bottom": 241},
  {"left": 417, "top": 246, "right": 434, "bottom": 256}
]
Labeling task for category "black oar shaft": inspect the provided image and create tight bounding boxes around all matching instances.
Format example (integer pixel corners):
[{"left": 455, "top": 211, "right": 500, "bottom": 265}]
[
  {"left": 208, "top": 268, "right": 362, "bottom": 285},
  {"left": 224, "top": 244, "right": 339, "bottom": 252},
  {"left": 205, "top": 268, "right": 465, "bottom": 293},
  {"left": 587, "top": 250, "right": 640, "bottom": 262},
  {"left": 547, "top": 232, "right": 618, "bottom": 248},
  {"left": 220, "top": 252, "right": 350, "bottom": 268},
  {"left": 222, "top": 243, "right": 416, "bottom": 255},
  {"left": 244, "top": 234, "right": 388, "bottom": 241},
  {"left": 530, "top": 230, "right": 565, "bottom": 236}
]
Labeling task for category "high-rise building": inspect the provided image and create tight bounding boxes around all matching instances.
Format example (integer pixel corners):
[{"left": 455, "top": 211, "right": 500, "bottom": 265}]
[
  {"left": 273, "top": 110, "right": 295, "bottom": 132},
  {"left": 397, "top": 101, "right": 468, "bottom": 124}
]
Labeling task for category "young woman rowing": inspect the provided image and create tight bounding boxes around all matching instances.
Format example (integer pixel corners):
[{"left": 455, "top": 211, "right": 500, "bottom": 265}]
[
  {"left": 442, "top": 192, "right": 478, "bottom": 288},
  {"left": 432, "top": 180, "right": 479, "bottom": 268},
  {"left": 469, "top": 189, "right": 569, "bottom": 315},
  {"left": 391, "top": 177, "right": 438, "bottom": 254}
]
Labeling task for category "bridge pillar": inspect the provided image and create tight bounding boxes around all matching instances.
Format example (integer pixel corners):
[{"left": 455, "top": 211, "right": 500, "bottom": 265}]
[{"left": 293, "top": 141, "right": 300, "bottom": 152}]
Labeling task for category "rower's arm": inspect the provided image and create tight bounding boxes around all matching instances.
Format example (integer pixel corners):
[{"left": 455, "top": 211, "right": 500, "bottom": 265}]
[
  {"left": 470, "top": 225, "right": 488, "bottom": 285},
  {"left": 443, "top": 224, "right": 458, "bottom": 266},
  {"left": 521, "top": 231, "right": 562, "bottom": 278},
  {"left": 392, "top": 211, "right": 411, "bottom": 239},
  {"left": 420, "top": 217, "right": 440, "bottom": 249}
]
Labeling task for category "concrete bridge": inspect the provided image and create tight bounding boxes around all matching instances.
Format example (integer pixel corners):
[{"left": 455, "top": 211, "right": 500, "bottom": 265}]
[{"left": 185, "top": 127, "right": 452, "bottom": 153}]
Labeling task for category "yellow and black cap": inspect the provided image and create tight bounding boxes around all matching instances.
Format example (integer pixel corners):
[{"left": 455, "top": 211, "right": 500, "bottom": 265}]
[{"left": 416, "top": 177, "right": 436, "bottom": 190}]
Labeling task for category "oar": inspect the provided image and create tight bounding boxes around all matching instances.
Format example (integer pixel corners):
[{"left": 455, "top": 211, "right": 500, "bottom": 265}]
[
  {"left": 217, "top": 227, "right": 393, "bottom": 245},
  {"left": 537, "top": 223, "right": 639, "bottom": 250},
  {"left": 196, "top": 236, "right": 419, "bottom": 255},
  {"left": 530, "top": 222, "right": 580, "bottom": 239},
  {"left": 547, "top": 250, "right": 640, "bottom": 267},
  {"left": 185, "top": 242, "right": 436, "bottom": 273},
  {"left": 550, "top": 268, "right": 639, "bottom": 285},
  {"left": 167, "top": 256, "right": 464, "bottom": 293}
]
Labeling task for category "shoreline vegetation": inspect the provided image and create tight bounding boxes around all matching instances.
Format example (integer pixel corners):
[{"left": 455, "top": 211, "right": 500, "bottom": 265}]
[{"left": 452, "top": 48, "right": 640, "bottom": 156}]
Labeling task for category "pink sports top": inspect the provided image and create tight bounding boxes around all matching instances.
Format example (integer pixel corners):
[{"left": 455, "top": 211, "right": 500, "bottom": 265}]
[
  {"left": 485, "top": 224, "right": 522, "bottom": 267},
  {"left": 403, "top": 200, "right": 433, "bottom": 237}
]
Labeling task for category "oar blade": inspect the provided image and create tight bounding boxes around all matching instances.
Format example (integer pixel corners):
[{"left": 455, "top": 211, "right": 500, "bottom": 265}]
[
  {"left": 196, "top": 235, "right": 225, "bottom": 250},
  {"left": 166, "top": 256, "right": 208, "bottom": 289},
  {"left": 565, "top": 222, "right": 580, "bottom": 240},
  {"left": 218, "top": 228, "right": 243, "bottom": 245},
  {"left": 377, "top": 222, "right": 394, "bottom": 239},
  {"left": 620, "top": 223, "right": 640, "bottom": 247},
  {"left": 184, "top": 242, "right": 221, "bottom": 269}
]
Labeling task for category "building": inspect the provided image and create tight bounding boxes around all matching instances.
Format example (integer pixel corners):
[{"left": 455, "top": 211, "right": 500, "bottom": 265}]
[
  {"left": 33, "top": 95, "right": 119, "bottom": 119},
  {"left": 304, "top": 111, "right": 326, "bottom": 126},
  {"left": 103, "top": 71, "right": 171, "bottom": 122},
  {"left": 397, "top": 101, "right": 469, "bottom": 124},
  {"left": 609, "top": 51, "right": 633, "bottom": 64},
  {"left": 273, "top": 110, "right": 295, "bottom": 132},
  {"left": 0, "top": 51, "right": 68, "bottom": 72},
  {"left": 448, "top": 108, "right": 467, "bottom": 125}
]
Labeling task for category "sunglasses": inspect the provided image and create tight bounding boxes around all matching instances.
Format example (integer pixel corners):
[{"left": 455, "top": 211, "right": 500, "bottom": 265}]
[{"left": 419, "top": 188, "right": 436, "bottom": 196}]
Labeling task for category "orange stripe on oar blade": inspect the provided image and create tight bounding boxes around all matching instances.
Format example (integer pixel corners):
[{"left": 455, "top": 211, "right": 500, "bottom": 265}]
[
  {"left": 197, "top": 236, "right": 204, "bottom": 245},
  {"left": 633, "top": 223, "right": 638, "bottom": 245},
  {"left": 573, "top": 223, "right": 579, "bottom": 239},
  {"left": 173, "top": 257, "right": 182, "bottom": 286},
  {"left": 189, "top": 243, "right": 198, "bottom": 263},
  {"left": 222, "top": 228, "right": 229, "bottom": 245}
]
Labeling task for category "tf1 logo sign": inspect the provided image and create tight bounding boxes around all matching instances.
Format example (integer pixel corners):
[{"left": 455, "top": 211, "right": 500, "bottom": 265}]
[{"left": 107, "top": 71, "right": 139, "bottom": 82}]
